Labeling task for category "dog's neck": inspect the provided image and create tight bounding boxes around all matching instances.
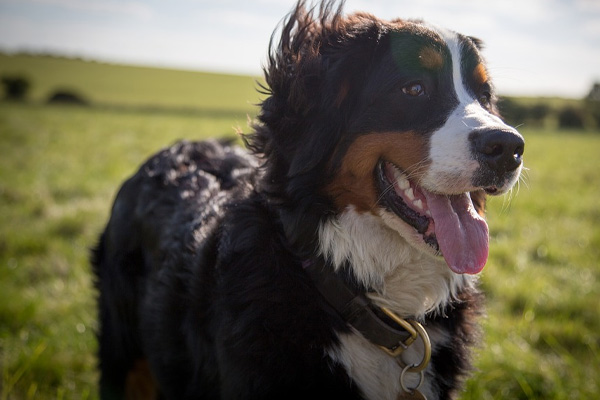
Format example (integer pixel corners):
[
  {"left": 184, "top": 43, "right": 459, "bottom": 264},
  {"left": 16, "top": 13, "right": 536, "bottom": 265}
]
[{"left": 318, "top": 206, "right": 475, "bottom": 319}]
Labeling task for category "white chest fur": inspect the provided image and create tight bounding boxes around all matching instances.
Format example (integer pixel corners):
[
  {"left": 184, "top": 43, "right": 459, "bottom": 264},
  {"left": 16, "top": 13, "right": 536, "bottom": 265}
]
[
  {"left": 318, "top": 207, "right": 474, "bottom": 318},
  {"left": 319, "top": 207, "right": 475, "bottom": 399}
]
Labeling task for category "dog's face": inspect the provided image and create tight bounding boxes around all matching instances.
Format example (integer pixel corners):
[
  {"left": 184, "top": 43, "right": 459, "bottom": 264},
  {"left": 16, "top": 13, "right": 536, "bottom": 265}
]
[
  {"left": 258, "top": 7, "right": 524, "bottom": 277},
  {"left": 318, "top": 19, "right": 524, "bottom": 275}
]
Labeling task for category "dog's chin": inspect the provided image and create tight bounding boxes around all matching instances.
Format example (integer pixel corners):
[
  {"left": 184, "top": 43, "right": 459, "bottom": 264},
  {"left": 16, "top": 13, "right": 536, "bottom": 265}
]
[{"left": 375, "top": 161, "right": 489, "bottom": 275}]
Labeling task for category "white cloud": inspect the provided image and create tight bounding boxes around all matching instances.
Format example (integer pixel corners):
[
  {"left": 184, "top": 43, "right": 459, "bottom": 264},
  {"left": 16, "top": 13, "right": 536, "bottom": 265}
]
[
  {"left": 1, "top": 0, "right": 597, "bottom": 97},
  {"left": 575, "top": 0, "right": 600, "bottom": 12},
  {"left": 581, "top": 20, "right": 600, "bottom": 37}
]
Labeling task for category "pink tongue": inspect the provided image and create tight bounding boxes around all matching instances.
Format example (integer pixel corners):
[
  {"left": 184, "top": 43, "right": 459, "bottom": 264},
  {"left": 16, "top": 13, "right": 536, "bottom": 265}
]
[{"left": 423, "top": 191, "right": 489, "bottom": 274}]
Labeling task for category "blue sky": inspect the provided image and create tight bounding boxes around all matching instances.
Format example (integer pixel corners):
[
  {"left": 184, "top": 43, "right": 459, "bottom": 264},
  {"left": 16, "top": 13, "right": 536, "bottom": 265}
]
[{"left": 1, "top": 0, "right": 599, "bottom": 98}]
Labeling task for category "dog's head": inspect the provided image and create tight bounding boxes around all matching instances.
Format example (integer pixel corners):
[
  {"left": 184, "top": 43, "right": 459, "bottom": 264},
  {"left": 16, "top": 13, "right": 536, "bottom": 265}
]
[{"left": 250, "top": 1, "right": 524, "bottom": 276}]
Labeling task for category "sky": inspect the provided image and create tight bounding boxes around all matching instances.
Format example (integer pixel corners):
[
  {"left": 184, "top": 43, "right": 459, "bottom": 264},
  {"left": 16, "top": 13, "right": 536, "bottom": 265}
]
[{"left": 0, "top": 0, "right": 599, "bottom": 98}]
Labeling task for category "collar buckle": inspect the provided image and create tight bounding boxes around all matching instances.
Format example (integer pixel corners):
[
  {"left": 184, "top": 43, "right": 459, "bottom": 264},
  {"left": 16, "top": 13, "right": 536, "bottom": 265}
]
[
  {"left": 379, "top": 307, "right": 432, "bottom": 373},
  {"left": 378, "top": 306, "right": 419, "bottom": 357}
]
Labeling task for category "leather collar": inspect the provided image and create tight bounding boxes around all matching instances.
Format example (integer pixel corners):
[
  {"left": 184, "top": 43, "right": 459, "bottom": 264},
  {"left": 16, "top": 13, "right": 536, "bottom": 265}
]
[{"left": 303, "top": 258, "right": 421, "bottom": 357}]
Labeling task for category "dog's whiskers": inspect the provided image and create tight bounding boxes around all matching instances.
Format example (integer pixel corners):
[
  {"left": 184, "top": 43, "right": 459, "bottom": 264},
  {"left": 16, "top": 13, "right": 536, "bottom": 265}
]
[{"left": 519, "top": 166, "right": 531, "bottom": 189}]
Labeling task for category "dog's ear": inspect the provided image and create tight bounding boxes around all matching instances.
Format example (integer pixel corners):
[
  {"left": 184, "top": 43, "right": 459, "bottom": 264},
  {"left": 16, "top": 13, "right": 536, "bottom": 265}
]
[
  {"left": 263, "top": 1, "right": 344, "bottom": 114},
  {"left": 265, "top": 2, "right": 383, "bottom": 115},
  {"left": 320, "top": 15, "right": 386, "bottom": 110},
  {"left": 286, "top": 17, "right": 386, "bottom": 177},
  {"left": 259, "top": 2, "right": 387, "bottom": 177}
]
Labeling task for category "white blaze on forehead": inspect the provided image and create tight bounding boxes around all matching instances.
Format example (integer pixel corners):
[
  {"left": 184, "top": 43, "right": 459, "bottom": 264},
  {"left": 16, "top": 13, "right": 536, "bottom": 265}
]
[{"left": 437, "top": 27, "right": 473, "bottom": 105}]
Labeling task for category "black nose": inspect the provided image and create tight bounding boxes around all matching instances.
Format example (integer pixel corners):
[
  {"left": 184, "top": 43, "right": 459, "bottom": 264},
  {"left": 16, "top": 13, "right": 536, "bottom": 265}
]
[{"left": 471, "top": 129, "right": 525, "bottom": 174}]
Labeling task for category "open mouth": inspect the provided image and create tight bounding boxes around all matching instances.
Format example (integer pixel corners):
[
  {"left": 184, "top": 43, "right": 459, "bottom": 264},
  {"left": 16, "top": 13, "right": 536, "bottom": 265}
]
[{"left": 377, "top": 161, "right": 489, "bottom": 275}]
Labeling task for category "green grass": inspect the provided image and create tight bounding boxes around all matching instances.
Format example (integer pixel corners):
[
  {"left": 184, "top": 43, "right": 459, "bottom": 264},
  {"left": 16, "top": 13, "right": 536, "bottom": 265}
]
[
  {"left": 1, "top": 54, "right": 599, "bottom": 399},
  {"left": 463, "top": 129, "right": 600, "bottom": 399},
  {"left": 0, "top": 102, "right": 250, "bottom": 399},
  {"left": 2, "top": 102, "right": 599, "bottom": 400}
]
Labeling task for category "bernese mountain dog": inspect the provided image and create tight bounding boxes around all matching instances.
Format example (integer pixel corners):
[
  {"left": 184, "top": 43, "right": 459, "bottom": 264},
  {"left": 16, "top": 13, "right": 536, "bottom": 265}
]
[{"left": 92, "top": 1, "right": 525, "bottom": 399}]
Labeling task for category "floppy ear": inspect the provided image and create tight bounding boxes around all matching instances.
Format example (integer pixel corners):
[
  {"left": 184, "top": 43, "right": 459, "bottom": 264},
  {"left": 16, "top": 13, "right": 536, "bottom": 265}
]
[
  {"left": 321, "top": 14, "right": 389, "bottom": 106},
  {"left": 287, "top": 17, "right": 386, "bottom": 177},
  {"left": 260, "top": 2, "right": 385, "bottom": 177}
]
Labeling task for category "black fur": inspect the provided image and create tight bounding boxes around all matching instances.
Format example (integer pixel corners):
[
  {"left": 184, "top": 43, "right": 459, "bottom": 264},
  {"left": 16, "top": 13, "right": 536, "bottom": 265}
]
[
  {"left": 94, "top": 139, "right": 361, "bottom": 399},
  {"left": 93, "top": 1, "right": 484, "bottom": 398}
]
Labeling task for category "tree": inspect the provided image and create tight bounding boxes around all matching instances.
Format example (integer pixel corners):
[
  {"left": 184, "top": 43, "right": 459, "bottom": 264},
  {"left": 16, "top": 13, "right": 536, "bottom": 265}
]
[
  {"left": 1, "top": 75, "right": 31, "bottom": 101},
  {"left": 586, "top": 83, "right": 600, "bottom": 102},
  {"left": 557, "top": 106, "right": 585, "bottom": 129}
]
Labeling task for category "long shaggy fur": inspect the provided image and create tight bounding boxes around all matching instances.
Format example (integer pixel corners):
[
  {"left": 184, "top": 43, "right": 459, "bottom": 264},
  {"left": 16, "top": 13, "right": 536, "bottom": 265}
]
[{"left": 90, "top": 1, "right": 524, "bottom": 398}]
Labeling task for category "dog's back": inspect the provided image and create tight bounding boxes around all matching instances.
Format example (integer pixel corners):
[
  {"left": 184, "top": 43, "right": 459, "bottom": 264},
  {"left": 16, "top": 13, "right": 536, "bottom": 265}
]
[
  {"left": 93, "top": 140, "right": 259, "bottom": 398},
  {"left": 94, "top": 139, "right": 365, "bottom": 399}
]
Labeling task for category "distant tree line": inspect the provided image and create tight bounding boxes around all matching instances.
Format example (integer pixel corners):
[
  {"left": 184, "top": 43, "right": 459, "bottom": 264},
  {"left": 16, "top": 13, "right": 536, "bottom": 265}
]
[
  {"left": 498, "top": 83, "right": 600, "bottom": 130},
  {"left": 2, "top": 73, "right": 600, "bottom": 130}
]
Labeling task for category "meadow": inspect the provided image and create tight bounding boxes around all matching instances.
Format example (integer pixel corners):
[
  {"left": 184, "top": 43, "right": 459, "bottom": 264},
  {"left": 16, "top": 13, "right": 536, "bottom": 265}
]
[
  {"left": 1, "top": 55, "right": 599, "bottom": 399},
  {"left": 0, "top": 53, "right": 262, "bottom": 113}
]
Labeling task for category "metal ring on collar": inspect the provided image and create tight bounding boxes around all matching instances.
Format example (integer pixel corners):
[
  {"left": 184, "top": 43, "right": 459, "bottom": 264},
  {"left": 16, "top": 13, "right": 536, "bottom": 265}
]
[
  {"left": 400, "top": 364, "right": 425, "bottom": 393},
  {"left": 405, "top": 319, "right": 431, "bottom": 373}
]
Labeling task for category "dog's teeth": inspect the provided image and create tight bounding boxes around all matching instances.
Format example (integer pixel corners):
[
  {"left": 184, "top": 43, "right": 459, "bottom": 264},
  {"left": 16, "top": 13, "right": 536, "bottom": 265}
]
[
  {"left": 398, "top": 176, "right": 410, "bottom": 190},
  {"left": 390, "top": 166, "right": 410, "bottom": 191},
  {"left": 426, "top": 210, "right": 432, "bottom": 217},
  {"left": 413, "top": 199, "right": 423, "bottom": 210},
  {"left": 405, "top": 188, "right": 415, "bottom": 200}
]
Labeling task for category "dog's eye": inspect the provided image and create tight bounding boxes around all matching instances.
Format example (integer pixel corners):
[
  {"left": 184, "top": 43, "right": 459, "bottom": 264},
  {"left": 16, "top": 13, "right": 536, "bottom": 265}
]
[
  {"left": 402, "top": 82, "right": 425, "bottom": 97},
  {"left": 478, "top": 91, "right": 492, "bottom": 107}
]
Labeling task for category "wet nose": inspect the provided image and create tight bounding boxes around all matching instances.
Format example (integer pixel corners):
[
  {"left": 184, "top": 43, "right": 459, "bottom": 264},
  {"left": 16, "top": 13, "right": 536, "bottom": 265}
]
[{"left": 471, "top": 129, "right": 525, "bottom": 174}]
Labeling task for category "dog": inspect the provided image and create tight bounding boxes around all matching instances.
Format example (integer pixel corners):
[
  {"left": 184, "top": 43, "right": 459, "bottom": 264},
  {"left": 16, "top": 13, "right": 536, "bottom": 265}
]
[{"left": 92, "top": 1, "right": 524, "bottom": 399}]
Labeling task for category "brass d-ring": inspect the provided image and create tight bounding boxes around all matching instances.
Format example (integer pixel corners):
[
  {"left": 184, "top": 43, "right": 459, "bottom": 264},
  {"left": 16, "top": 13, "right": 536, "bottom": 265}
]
[{"left": 405, "top": 320, "right": 431, "bottom": 373}]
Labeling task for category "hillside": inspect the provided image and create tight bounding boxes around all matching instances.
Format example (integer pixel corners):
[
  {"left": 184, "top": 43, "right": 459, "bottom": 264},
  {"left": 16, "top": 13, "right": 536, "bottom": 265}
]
[
  {"left": 4, "top": 52, "right": 599, "bottom": 130},
  {"left": 0, "top": 52, "right": 263, "bottom": 115}
]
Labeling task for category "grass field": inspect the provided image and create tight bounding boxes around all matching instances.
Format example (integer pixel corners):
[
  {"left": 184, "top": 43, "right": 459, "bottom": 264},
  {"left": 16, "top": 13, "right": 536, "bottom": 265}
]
[
  {"left": 1, "top": 55, "right": 600, "bottom": 399},
  {"left": 0, "top": 53, "right": 262, "bottom": 114}
]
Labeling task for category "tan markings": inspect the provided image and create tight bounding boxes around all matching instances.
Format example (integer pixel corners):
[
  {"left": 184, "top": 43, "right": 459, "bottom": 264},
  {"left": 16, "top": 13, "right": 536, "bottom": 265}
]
[
  {"left": 473, "top": 63, "right": 488, "bottom": 85},
  {"left": 469, "top": 189, "right": 486, "bottom": 218},
  {"left": 326, "top": 132, "right": 430, "bottom": 213},
  {"left": 419, "top": 47, "right": 444, "bottom": 70},
  {"left": 125, "top": 359, "right": 158, "bottom": 400}
]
